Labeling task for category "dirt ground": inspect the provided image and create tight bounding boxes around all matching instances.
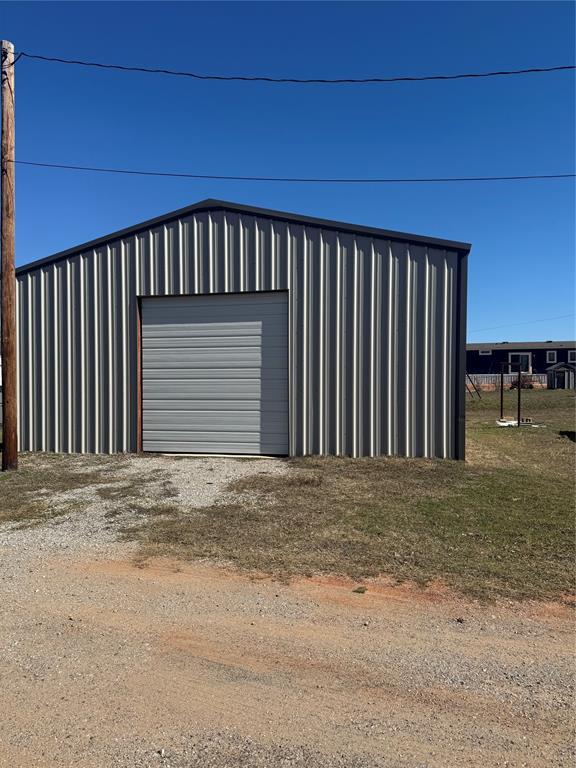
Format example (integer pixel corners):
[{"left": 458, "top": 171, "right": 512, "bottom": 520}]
[{"left": 0, "top": 455, "right": 573, "bottom": 767}]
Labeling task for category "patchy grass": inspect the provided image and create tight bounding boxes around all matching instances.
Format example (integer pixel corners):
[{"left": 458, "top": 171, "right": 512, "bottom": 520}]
[
  {"left": 467, "top": 386, "right": 574, "bottom": 423},
  {"left": 129, "top": 390, "right": 575, "bottom": 601},
  {"left": 0, "top": 453, "right": 156, "bottom": 527},
  {"left": 0, "top": 455, "right": 102, "bottom": 527},
  {"left": 1, "top": 390, "right": 574, "bottom": 601}
]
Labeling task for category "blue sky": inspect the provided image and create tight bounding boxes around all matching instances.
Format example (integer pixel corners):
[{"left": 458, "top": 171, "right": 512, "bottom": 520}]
[{"left": 1, "top": 0, "right": 574, "bottom": 342}]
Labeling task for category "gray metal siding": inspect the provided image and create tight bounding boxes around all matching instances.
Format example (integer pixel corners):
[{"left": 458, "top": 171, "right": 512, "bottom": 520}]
[
  {"left": 142, "top": 292, "right": 288, "bottom": 454},
  {"left": 16, "top": 208, "right": 467, "bottom": 458}
]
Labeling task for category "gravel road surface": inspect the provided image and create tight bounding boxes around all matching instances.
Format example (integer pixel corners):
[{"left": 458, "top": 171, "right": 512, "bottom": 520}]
[{"left": 0, "top": 455, "right": 573, "bottom": 767}]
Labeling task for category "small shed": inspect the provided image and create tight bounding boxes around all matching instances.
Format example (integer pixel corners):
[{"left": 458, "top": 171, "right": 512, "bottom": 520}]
[{"left": 546, "top": 362, "right": 576, "bottom": 390}]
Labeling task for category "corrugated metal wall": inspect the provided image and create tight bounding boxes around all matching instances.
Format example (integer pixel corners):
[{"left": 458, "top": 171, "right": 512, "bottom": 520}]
[{"left": 16, "top": 208, "right": 467, "bottom": 458}]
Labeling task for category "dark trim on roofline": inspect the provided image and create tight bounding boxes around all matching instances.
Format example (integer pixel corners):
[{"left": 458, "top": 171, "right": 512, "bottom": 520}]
[
  {"left": 15, "top": 198, "right": 471, "bottom": 276},
  {"left": 454, "top": 251, "right": 468, "bottom": 460},
  {"left": 467, "top": 341, "right": 576, "bottom": 350}
]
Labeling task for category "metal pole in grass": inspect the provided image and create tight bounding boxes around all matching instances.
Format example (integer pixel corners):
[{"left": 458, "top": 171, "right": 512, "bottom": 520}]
[
  {"left": 500, "top": 364, "right": 505, "bottom": 421},
  {"left": 517, "top": 365, "right": 522, "bottom": 428}
]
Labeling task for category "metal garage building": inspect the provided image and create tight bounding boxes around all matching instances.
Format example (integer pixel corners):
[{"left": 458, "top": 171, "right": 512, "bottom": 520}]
[{"left": 15, "top": 199, "right": 470, "bottom": 459}]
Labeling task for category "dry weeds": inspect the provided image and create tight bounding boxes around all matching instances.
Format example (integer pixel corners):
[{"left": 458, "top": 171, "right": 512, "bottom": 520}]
[{"left": 126, "top": 391, "right": 575, "bottom": 601}]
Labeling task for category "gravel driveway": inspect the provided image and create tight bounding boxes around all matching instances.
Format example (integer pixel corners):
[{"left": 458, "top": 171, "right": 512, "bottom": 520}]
[{"left": 0, "top": 454, "right": 573, "bottom": 767}]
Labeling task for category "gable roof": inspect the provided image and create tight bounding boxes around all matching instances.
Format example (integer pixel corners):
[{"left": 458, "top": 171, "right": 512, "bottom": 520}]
[
  {"left": 547, "top": 361, "right": 576, "bottom": 372},
  {"left": 16, "top": 198, "right": 471, "bottom": 276}
]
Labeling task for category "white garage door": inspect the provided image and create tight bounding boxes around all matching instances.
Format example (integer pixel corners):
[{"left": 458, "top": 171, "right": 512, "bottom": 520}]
[{"left": 141, "top": 292, "right": 289, "bottom": 455}]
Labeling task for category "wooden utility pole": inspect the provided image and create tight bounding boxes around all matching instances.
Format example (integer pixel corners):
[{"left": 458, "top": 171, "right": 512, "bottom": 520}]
[{"left": 1, "top": 40, "right": 17, "bottom": 470}]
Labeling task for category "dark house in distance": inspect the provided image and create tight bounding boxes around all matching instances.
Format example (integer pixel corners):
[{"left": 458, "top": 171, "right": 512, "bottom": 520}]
[{"left": 467, "top": 341, "right": 576, "bottom": 375}]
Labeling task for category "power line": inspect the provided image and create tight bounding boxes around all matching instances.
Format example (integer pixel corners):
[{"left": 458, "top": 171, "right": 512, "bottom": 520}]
[
  {"left": 469, "top": 314, "right": 575, "bottom": 334},
  {"left": 11, "top": 160, "right": 576, "bottom": 184},
  {"left": 16, "top": 51, "right": 576, "bottom": 84}
]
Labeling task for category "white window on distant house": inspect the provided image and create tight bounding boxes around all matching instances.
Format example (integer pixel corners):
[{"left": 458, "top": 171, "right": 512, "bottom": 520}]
[
  {"left": 479, "top": 350, "right": 492, "bottom": 355},
  {"left": 509, "top": 352, "right": 532, "bottom": 373},
  {"left": 569, "top": 350, "right": 576, "bottom": 363},
  {"left": 546, "top": 351, "right": 557, "bottom": 364}
]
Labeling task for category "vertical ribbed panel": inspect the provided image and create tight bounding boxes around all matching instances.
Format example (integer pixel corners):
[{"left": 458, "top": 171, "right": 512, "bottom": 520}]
[{"left": 16, "top": 210, "right": 466, "bottom": 458}]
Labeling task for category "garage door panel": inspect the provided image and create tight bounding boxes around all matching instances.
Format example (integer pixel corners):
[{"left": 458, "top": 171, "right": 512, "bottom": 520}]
[
  {"left": 143, "top": 324, "right": 287, "bottom": 335},
  {"left": 143, "top": 381, "right": 260, "bottom": 396},
  {"left": 142, "top": 292, "right": 288, "bottom": 455},
  {"left": 143, "top": 393, "right": 288, "bottom": 405},
  {"left": 144, "top": 430, "right": 288, "bottom": 441},
  {"left": 143, "top": 368, "right": 266, "bottom": 380},
  {"left": 143, "top": 325, "right": 288, "bottom": 338},
  {"left": 143, "top": 380, "right": 286, "bottom": 394},
  {"left": 143, "top": 349, "right": 262, "bottom": 366},
  {"left": 143, "top": 302, "right": 287, "bottom": 317},
  {"left": 143, "top": 358, "right": 286, "bottom": 368},
  {"left": 143, "top": 335, "right": 263, "bottom": 349},
  {"left": 143, "top": 375, "right": 285, "bottom": 387},
  {"left": 143, "top": 399, "right": 288, "bottom": 412},
  {"left": 143, "top": 340, "right": 285, "bottom": 353},
  {"left": 142, "top": 440, "right": 264, "bottom": 454},
  {"left": 145, "top": 412, "right": 261, "bottom": 428},
  {"left": 145, "top": 416, "right": 288, "bottom": 430},
  {"left": 142, "top": 368, "right": 281, "bottom": 378},
  {"left": 143, "top": 376, "right": 287, "bottom": 390},
  {"left": 144, "top": 402, "right": 287, "bottom": 413},
  {"left": 143, "top": 306, "right": 286, "bottom": 325}
]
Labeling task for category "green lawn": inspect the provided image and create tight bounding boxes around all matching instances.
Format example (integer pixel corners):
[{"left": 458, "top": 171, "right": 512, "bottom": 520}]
[{"left": 131, "top": 389, "right": 575, "bottom": 601}]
